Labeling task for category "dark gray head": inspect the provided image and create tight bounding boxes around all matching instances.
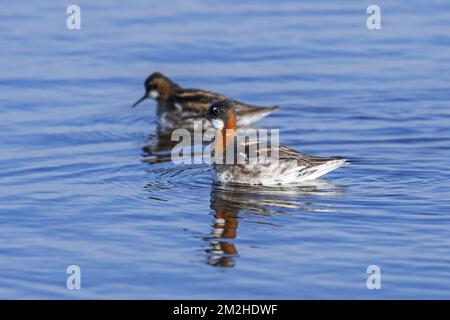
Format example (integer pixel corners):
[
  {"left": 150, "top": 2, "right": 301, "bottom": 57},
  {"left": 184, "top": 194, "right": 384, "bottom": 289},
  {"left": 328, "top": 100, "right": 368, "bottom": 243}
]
[
  {"left": 132, "top": 72, "right": 179, "bottom": 107},
  {"left": 206, "top": 100, "right": 236, "bottom": 130}
]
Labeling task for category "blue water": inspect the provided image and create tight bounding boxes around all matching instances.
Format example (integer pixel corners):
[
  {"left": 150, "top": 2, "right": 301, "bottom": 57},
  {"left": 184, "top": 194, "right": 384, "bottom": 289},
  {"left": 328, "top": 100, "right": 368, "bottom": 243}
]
[{"left": 1, "top": 0, "right": 450, "bottom": 299}]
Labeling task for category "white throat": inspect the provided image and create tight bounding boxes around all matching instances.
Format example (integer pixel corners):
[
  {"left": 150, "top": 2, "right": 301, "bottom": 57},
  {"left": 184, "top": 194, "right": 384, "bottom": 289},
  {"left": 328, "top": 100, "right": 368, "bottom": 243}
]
[
  {"left": 211, "top": 119, "right": 224, "bottom": 130},
  {"left": 149, "top": 90, "right": 159, "bottom": 99}
]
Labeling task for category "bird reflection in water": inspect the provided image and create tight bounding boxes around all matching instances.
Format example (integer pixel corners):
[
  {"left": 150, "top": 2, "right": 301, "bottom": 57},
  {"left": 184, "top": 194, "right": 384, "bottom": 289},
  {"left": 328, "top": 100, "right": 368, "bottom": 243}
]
[
  {"left": 141, "top": 129, "right": 178, "bottom": 164},
  {"left": 205, "top": 180, "right": 345, "bottom": 268},
  {"left": 206, "top": 188, "right": 240, "bottom": 268},
  {"left": 141, "top": 127, "right": 208, "bottom": 165}
]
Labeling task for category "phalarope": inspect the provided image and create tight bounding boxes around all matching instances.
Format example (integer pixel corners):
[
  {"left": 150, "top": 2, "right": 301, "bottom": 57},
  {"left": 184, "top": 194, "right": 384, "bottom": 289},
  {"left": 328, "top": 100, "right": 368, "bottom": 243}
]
[
  {"left": 132, "top": 72, "right": 279, "bottom": 129},
  {"left": 203, "top": 100, "right": 347, "bottom": 185}
]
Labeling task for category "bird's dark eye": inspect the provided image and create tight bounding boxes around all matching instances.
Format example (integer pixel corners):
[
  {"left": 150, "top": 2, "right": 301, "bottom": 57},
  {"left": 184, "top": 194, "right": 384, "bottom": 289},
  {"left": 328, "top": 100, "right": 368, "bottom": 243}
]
[{"left": 211, "top": 107, "right": 219, "bottom": 115}]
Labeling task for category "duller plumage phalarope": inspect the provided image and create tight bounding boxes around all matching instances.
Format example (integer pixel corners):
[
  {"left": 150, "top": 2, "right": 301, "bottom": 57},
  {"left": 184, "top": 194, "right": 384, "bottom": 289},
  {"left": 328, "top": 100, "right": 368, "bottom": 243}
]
[
  {"left": 203, "top": 100, "right": 348, "bottom": 185},
  {"left": 132, "top": 72, "right": 279, "bottom": 129}
]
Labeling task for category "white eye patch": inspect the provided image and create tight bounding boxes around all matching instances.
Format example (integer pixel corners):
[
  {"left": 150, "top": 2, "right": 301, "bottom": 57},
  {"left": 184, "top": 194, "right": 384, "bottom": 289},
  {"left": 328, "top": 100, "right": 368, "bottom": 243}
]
[
  {"left": 149, "top": 90, "right": 159, "bottom": 99},
  {"left": 210, "top": 119, "right": 224, "bottom": 130}
]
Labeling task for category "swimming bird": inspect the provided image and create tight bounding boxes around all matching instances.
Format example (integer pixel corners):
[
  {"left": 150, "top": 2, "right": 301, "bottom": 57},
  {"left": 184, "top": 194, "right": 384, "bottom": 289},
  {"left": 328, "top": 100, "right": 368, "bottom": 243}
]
[
  {"left": 203, "top": 100, "right": 347, "bottom": 185},
  {"left": 132, "top": 72, "right": 279, "bottom": 129}
]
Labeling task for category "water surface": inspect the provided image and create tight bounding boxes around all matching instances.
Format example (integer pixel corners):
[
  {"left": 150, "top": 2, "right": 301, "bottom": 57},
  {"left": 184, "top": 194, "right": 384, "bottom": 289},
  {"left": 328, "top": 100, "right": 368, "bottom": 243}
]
[{"left": 1, "top": 0, "right": 450, "bottom": 298}]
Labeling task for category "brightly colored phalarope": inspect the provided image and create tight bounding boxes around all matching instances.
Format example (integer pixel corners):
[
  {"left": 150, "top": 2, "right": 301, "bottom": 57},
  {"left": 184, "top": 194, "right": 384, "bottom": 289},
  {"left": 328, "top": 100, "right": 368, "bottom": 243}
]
[
  {"left": 203, "top": 100, "right": 347, "bottom": 185},
  {"left": 132, "top": 72, "right": 279, "bottom": 129}
]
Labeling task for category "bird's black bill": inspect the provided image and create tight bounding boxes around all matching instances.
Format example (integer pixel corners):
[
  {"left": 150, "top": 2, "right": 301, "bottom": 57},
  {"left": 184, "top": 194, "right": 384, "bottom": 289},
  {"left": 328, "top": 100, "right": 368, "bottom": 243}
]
[{"left": 131, "top": 95, "right": 147, "bottom": 108}]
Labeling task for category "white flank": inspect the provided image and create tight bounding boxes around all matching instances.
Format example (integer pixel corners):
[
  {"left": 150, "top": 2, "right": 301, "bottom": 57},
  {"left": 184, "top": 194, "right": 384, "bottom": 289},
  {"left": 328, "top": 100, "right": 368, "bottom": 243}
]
[{"left": 213, "top": 159, "right": 348, "bottom": 186}]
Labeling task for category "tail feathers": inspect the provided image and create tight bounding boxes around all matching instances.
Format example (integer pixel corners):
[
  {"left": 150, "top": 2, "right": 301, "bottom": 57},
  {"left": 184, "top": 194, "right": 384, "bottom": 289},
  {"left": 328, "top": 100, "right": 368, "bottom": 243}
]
[
  {"left": 236, "top": 105, "right": 279, "bottom": 126},
  {"left": 269, "top": 105, "right": 280, "bottom": 111},
  {"left": 299, "top": 158, "right": 348, "bottom": 181}
]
